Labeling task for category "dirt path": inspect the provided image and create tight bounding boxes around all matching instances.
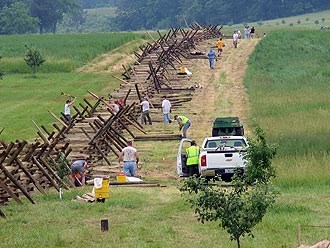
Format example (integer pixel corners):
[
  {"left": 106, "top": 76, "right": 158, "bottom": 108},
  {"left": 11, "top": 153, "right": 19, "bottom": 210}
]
[
  {"left": 79, "top": 37, "right": 260, "bottom": 179},
  {"left": 185, "top": 38, "right": 259, "bottom": 143}
]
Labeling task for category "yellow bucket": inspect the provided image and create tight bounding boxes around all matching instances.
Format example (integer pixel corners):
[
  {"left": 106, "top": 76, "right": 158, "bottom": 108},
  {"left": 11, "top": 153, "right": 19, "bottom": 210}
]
[{"left": 117, "top": 172, "right": 127, "bottom": 183}]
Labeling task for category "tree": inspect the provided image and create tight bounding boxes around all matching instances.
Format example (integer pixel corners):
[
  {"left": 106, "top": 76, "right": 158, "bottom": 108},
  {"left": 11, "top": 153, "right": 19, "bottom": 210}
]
[
  {"left": 30, "top": 0, "right": 79, "bottom": 33},
  {"left": 24, "top": 45, "right": 45, "bottom": 77},
  {"left": 0, "top": 1, "right": 39, "bottom": 34},
  {"left": 179, "top": 127, "right": 278, "bottom": 248}
]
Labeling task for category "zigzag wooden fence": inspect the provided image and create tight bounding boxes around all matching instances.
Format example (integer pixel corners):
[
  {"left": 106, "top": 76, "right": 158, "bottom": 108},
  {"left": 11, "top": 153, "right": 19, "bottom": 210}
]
[{"left": 0, "top": 24, "right": 223, "bottom": 213}]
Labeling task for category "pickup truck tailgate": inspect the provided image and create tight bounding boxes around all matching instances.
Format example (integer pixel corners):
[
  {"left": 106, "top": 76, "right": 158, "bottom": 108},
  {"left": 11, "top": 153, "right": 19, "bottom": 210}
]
[{"left": 205, "top": 150, "right": 245, "bottom": 169}]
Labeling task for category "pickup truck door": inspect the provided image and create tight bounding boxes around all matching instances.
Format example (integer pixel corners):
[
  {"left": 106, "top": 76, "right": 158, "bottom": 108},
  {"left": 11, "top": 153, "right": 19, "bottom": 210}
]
[{"left": 177, "top": 138, "right": 192, "bottom": 176}]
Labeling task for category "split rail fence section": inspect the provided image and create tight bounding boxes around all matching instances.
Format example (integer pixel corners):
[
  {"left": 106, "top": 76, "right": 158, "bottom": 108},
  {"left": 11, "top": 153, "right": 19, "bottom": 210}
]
[{"left": 0, "top": 24, "right": 223, "bottom": 210}]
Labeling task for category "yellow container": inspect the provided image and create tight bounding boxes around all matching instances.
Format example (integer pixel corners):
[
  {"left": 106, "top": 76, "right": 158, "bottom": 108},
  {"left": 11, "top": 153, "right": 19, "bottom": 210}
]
[
  {"left": 117, "top": 172, "right": 127, "bottom": 183},
  {"left": 94, "top": 178, "right": 110, "bottom": 200}
]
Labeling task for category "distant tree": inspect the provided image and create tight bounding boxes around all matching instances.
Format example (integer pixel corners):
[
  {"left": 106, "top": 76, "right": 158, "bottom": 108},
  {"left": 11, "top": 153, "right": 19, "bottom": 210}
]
[
  {"left": 297, "top": 19, "right": 301, "bottom": 24},
  {"left": 30, "top": 0, "right": 79, "bottom": 33},
  {"left": 179, "top": 127, "right": 278, "bottom": 248},
  {"left": 281, "top": 19, "right": 286, "bottom": 24},
  {"left": 257, "top": 21, "right": 264, "bottom": 26},
  {"left": 0, "top": 1, "right": 39, "bottom": 34},
  {"left": 314, "top": 20, "right": 319, "bottom": 24},
  {"left": 321, "top": 18, "right": 325, "bottom": 23},
  {"left": 0, "top": 0, "right": 14, "bottom": 9},
  {"left": 24, "top": 45, "right": 45, "bottom": 77}
]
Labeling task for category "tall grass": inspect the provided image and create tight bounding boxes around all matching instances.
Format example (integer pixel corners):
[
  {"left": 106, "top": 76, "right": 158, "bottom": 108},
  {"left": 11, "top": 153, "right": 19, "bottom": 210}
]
[
  {"left": 0, "top": 32, "right": 146, "bottom": 73},
  {"left": 244, "top": 30, "right": 330, "bottom": 187}
]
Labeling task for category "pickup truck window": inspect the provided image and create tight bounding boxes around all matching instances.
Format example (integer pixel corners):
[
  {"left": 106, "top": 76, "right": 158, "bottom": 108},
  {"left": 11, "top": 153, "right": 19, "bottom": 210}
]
[{"left": 205, "top": 139, "right": 246, "bottom": 148}]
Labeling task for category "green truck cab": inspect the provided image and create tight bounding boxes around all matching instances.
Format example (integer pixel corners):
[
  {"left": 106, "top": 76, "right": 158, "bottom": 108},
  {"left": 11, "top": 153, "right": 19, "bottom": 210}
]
[{"left": 212, "top": 117, "right": 244, "bottom": 136}]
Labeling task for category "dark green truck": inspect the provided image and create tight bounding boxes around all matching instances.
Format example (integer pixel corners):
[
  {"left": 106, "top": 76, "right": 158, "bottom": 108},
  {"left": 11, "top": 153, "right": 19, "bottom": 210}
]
[{"left": 212, "top": 117, "right": 244, "bottom": 136}]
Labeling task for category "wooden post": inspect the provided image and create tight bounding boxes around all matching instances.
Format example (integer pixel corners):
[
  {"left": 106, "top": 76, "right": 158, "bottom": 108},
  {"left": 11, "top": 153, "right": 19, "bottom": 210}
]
[
  {"left": 32, "top": 156, "right": 60, "bottom": 191},
  {"left": 0, "top": 179, "right": 23, "bottom": 204},
  {"left": 0, "top": 208, "right": 6, "bottom": 218},
  {"left": 101, "top": 219, "right": 109, "bottom": 231},
  {"left": 0, "top": 163, "right": 35, "bottom": 204},
  {"left": 47, "top": 110, "right": 68, "bottom": 128}
]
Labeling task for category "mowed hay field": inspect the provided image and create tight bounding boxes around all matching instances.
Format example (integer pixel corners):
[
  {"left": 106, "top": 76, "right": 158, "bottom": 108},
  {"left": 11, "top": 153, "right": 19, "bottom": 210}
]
[
  {"left": 1, "top": 30, "right": 330, "bottom": 247},
  {"left": 0, "top": 32, "right": 147, "bottom": 141}
]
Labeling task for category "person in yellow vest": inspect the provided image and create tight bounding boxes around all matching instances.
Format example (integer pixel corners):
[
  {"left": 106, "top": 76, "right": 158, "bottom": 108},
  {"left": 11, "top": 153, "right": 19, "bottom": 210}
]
[
  {"left": 174, "top": 115, "right": 191, "bottom": 138},
  {"left": 216, "top": 38, "right": 225, "bottom": 57},
  {"left": 186, "top": 140, "right": 200, "bottom": 176}
]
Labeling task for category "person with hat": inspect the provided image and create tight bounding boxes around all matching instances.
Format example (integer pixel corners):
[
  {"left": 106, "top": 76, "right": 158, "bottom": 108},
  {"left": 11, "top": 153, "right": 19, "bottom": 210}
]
[
  {"left": 174, "top": 115, "right": 191, "bottom": 138},
  {"left": 186, "top": 140, "right": 200, "bottom": 176}
]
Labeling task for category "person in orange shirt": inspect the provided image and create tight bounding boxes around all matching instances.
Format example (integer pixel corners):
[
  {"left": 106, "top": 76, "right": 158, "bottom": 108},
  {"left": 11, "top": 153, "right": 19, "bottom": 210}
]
[{"left": 216, "top": 38, "right": 225, "bottom": 57}]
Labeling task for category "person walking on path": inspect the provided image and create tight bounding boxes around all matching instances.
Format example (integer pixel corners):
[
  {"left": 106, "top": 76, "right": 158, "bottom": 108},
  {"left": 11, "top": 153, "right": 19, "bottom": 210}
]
[
  {"left": 118, "top": 140, "right": 140, "bottom": 177},
  {"left": 250, "top": 26, "right": 255, "bottom": 39},
  {"left": 216, "top": 38, "right": 225, "bottom": 57},
  {"left": 64, "top": 97, "right": 76, "bottom": 123},
  {"left": 233, "top": 30, "right": 239, "bottom": 48},
  {"left": 207, "top": 48, "right": 217, "bottom": 69},
  {"left": 174, "top": 115, "right": 191, "bottom": 138},
  {"left": 244, "top": 26, "right": 250, "bottom": 39},
  {"left": 162, "top": 95, "right": 172, "bottom": 124},
  {"left": 71, "top": 159, "right": 87, "bottom": 186},
  {"left": 186, "top": 140, "right": 200, "bottom": 177},
  {"left": 140, "top": 97, "right": 152, "bottom": 125}
]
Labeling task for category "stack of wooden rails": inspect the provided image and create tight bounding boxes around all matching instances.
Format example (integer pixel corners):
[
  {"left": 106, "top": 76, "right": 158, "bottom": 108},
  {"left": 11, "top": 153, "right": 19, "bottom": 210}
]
[{"left": 0, "top": 24, "right": 223, "bottom": 208}]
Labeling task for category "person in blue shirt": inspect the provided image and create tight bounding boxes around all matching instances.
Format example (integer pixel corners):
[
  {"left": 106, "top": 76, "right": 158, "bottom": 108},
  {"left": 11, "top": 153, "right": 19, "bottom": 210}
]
[{"left": 207, "top": 48, "right": 216, "bottom": 69}]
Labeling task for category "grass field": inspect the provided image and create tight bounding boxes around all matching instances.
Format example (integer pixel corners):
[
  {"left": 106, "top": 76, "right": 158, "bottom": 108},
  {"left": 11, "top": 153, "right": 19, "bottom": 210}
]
[
  {"left": 244, "top": 30, "right": 330, "bottom": 187},
  {"left": 221, "top": 10, "right": 330, "bottom": 38},
  {"left": 0, "top": 32, "right": 145, "bottom": 73},
  {"left": 1, "top": 26, "right": 330, "bottom": 247},
  {"left": 0, "top": 33, "right": 148, "bottom": 141}
]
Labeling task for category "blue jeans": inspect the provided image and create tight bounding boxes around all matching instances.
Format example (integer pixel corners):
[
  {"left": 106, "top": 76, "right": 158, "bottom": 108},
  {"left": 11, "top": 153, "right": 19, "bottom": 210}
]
[
  {"left": 209, "top": 58, "right": 215, "bottom": 69},
  {"left": 163, "top": 113, "right": 171, "bottom": 124},
  {"left": 123, "top": 161, "right": 136, "bottom": 176},
  {"left": 182, "top": 121, "right": 191, "bottom": 138}
]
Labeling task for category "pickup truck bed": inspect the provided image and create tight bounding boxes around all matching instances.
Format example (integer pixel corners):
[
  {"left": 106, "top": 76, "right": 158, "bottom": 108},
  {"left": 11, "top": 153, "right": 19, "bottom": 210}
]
[{"left": 199, "top": 136, "right": 248, "bottom": 180}]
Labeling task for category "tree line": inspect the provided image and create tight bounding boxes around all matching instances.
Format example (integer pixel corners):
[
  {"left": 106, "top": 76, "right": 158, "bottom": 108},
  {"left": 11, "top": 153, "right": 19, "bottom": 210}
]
[
  {"left": 0, "top": 0, "right": 330, "bottom": 34},
  {"left": 111, "top": 0, "right": 330, "bottom": 30}
]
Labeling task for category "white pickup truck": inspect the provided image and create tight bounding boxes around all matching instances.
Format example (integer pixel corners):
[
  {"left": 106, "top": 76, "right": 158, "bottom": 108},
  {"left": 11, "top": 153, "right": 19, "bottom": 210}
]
[{"left": 177, "top": 136, "right": 248, "bottom": 180}]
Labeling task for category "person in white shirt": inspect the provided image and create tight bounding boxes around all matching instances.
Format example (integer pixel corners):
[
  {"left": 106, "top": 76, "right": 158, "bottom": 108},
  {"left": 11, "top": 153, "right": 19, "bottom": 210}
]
[
  {"left": 109, "top": 100, "right": 120, "bottom": 114},
  {"left": 161, "top": 95, "right": 172, "bottom": 124},
  {"left": 118, "top": 141, "right": 140, "bottom": 176},
  {"left": 233, "top": 30, "right": 239, "bottom": 48},
  {"left": 140, "top": 97, "right": 152, "bottom": 125},
  {"left": 64, "top": 97, "right": 76, "bottom": 123}
]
